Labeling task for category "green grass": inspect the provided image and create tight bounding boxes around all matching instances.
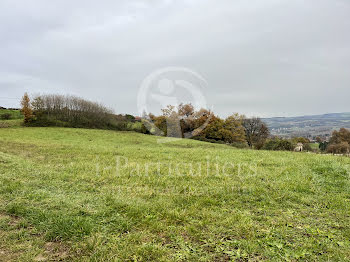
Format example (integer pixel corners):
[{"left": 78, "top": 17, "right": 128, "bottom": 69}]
[
  {"left": 0, "top": 119, "right": 23, "bottom": 128},
  {"left": 0, "top": 127, "right": 350, "bottom": 261},
  {"left": 0, "top": 109, "right": 23, "bottom": 129},
  {"left": 310, "top": 143, "right": 320, "bottom": 152},
  {"left": 0, "top": 109, "right": 23, "bottom": 120}
]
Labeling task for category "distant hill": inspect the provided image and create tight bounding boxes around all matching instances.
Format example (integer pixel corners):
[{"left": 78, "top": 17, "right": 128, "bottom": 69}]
[{"left": 263, "top": 112, "right": 350, "bottom": 139}]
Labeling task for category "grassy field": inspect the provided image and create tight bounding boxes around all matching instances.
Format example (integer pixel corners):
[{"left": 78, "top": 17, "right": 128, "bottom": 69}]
[
  {"left": 0, "top": 109, "right": 23, "bottom": 120},
  {"left": 0, "top": 110, "right": 23, "bottom": 129},
  {"left": 309, "top": 143, "right": 320, "bottom": 152},
  {"left": 0, "top": 126, "right": 350, "bottom": 261}
]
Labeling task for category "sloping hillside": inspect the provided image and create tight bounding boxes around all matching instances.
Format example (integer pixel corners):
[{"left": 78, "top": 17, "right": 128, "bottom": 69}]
[{"left": 0, "top": 127, "right": 349, "bottom": 261}]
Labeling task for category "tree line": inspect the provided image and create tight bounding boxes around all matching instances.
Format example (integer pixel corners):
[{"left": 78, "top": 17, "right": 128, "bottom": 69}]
[
  {"left": 20, "top": 93, "right": 144, "bottom": 132},
  {"left": 20, "top": 93, "right": 271, "bottom": 148},
  {"left": 20, "top": 92, "right": 349, "bottom": 154},
  {"left": 146, "top": 103, "right": 270, "bottom": 149}
]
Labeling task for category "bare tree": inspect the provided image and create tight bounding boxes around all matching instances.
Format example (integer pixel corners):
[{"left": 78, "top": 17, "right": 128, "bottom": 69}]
[{"left": 243, "top": 117, "right": 270, "bottom": 149}]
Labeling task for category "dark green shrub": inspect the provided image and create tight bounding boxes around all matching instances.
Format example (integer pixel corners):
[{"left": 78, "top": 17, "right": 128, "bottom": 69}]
[
  {"left": 319, "top": 141, "right": 329, "bottom": 151},
  {"left": 263, "top": 138, "right": 293, "bottom": 151},
  {"left": 0, "top": 113, "right": 12, "bottom": 120}
]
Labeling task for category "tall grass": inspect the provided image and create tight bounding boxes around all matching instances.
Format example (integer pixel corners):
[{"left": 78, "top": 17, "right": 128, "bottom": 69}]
[{"left": 0, "top": 127, "right": 349, "bottom": 261}]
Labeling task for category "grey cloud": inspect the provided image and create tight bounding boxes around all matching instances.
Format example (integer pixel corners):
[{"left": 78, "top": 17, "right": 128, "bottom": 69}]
[{"left": 0, "top": 0, "right": 349, "bottom": 116}]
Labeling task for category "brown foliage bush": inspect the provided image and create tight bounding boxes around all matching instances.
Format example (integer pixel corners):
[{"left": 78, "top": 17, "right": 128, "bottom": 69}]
[{"left": 327, "top": 142, "right": 350, "bottom": 154}]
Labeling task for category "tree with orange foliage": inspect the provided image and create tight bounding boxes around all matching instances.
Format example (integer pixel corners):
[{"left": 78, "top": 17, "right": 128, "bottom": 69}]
[{"left": 21, "top": 92, "right": 33, "bottom": 124}]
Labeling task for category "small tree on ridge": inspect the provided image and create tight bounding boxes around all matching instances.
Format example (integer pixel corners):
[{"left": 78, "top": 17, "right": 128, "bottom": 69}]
[{"left": 21, "top": 92, "right": 33, "bottom": 124}]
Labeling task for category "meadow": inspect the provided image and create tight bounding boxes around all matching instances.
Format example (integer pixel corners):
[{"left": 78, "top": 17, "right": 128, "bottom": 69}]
[
  {"left": 0, "top": 109, "right": 23, "bottom": 120},
  {"left": 0, "top": 126, "right": 350, "bottom": 261}
]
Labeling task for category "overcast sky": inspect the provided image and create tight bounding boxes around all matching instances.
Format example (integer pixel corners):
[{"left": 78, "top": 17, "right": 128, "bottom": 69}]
[{"left": 0, "top": 0, "right": 349, "bottom": 117}]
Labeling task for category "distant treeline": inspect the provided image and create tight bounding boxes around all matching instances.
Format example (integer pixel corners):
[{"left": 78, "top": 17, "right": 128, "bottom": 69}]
[
  {"left": 24, "top": 94, "right": 146, "bottom": 132},
  {"left": 146, "top": 104, "right": 269, "bottom": 149},
  {"left": 17, "top": 93, "right": 350, "bottom": 154},
  {"left": 20, "top": 93, "right": 270, "bottom": 148},
  {"left": 31, "top": 94, "right": 113, "bottom": 127}
]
